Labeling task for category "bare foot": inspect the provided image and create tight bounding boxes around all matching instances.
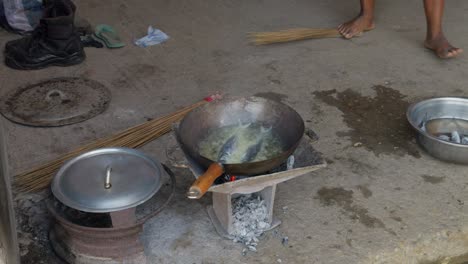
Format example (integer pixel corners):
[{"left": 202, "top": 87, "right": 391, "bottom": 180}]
[
  {"left": 338, "top": 15, "right": 375, "bottom": 39},
  {"left": 424, "top": 33, "right": 463, "bottom": 59}
]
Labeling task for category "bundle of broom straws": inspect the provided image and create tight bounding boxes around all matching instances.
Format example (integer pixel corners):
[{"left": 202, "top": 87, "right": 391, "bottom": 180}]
[
  {"left": 14, "top": 95, "right": 221, "bottom": 193},
  {"left": 249, "top": 28, "right": 343, "bottom": 45}
]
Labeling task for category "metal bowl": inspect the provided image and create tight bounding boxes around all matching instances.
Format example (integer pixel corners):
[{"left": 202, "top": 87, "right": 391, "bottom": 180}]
[{"left": 407, "top": 97, "right": 468, "bottom": 164}]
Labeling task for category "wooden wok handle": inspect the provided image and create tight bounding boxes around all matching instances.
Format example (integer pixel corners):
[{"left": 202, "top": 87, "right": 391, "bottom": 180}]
[{"left": 187, "top": 163, "right": 224, "bottom": 199}]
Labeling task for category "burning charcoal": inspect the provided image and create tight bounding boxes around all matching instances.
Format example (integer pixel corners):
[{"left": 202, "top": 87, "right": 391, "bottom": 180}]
[
  {"left": 451, "top": 131, "right": 461, "bottom": 143},
  {"left": 438, "top": 135, "right": 450, "bottom": 142}
]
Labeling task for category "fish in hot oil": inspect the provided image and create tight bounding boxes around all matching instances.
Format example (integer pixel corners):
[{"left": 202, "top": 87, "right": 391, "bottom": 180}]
[
  {"left": 240, "top": 126, "right": 271, "bottom": 163},
  {"left": 217, "top": 121, "right": 250, "bottom": 163},
  {"left": 217, "top": 135, "right": 238, "bottom": 163},
  {"left": 241, "top": 138, "right": 263, "bottom": 163}
]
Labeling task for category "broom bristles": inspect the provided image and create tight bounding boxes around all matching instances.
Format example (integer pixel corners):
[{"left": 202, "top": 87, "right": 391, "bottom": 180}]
[
  {"left": 250, "top": 28, "right": 341, "bottom": 45},
  {"left": 13, "top": 97, "right": 215, "bottom": 193}
]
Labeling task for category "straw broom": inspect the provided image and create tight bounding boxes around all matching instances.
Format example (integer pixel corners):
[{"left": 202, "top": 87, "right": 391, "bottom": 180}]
[
  {"left": 250, "top": 28, "right": 342, "bottom": 45},
  {"left": 13, "top": 95, "right": 221, "bottom": 193}
]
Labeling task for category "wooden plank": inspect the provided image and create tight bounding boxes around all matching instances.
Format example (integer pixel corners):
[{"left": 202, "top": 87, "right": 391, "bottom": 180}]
[{"left": 0, "top": 118, "right": 20, "bottom": 264}]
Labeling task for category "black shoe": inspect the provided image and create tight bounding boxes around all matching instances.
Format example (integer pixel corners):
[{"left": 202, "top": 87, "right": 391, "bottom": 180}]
[{"left": 4, "top": 0, "right": 85, "bottom": 70}]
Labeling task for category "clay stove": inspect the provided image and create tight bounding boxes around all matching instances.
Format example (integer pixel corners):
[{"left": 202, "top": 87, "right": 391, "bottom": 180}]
[
  {"left": 48, "top": 148, "right": 175, "bottom": 264},
  {"left": 48, "top": 200, "right": 147, "bottom": 264}
]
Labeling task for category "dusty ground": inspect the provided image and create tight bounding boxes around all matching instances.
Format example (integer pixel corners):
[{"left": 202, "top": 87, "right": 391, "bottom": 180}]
[{"left": 1, "top": 0, "right": 468, "bottom": 263}]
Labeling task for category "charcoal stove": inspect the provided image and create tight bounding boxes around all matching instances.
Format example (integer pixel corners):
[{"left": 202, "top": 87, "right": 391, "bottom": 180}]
[
  {"left": 48, "top": 148, "right": 175, "bottom": 264},
  {"left": 170, "top": 130, "right": 326, "bottom": 238}
]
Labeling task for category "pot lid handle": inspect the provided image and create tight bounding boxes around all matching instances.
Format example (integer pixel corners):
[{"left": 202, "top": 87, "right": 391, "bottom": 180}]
[{"left": 105, "top": 166, "right": 112, "bottom": 189}]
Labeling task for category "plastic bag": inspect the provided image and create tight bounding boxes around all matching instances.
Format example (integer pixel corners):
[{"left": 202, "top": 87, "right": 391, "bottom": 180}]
[
  {"left": 2, "top": 0, "right": 43, "bottom": 32},
  {"left": 134, "top": 26, "right": 169, "bottom": 47}
]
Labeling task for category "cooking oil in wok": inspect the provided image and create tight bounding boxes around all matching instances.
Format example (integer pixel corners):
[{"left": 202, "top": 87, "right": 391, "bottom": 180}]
[{"left": 198, "top": 123, "right": 284, "bottom": 164}]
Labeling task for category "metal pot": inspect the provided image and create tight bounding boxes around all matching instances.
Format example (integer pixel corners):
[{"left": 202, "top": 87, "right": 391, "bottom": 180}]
[{"left": 407, "top": 97, "right": 468, "bottom": 164}]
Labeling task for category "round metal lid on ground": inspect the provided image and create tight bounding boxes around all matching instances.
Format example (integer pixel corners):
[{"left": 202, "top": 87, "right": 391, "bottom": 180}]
[
  {"left": 0, "top": 77, "right": 111, "bottom": 127},
  {"left": 52, "top": 148, "right": 163, "bottom": 213}
]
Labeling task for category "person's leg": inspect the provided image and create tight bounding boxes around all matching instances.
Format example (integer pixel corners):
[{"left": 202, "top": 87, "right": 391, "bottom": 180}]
[
  {"left": 338, "top": 0, "right": 376, "bottom": 39},
  {"left": 423, "top": 0, "right": 462, "bottom": 58}
]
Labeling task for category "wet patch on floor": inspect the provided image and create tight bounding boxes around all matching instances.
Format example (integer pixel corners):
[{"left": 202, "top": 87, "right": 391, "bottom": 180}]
[
  {"left": 421, "top": 175, "right": 445, "bottom": 184},
  {"left": 315, "top": 187, "right": 387, "bottom": 230},
  {"left": 254, "top": 92, "right": 288, "bottom": 102},
  {"left": 313, "top": 86, "right": 420, "bottom": 158},
  {"left": 333, "top": 155, "right": 377, "bottom": 175}
]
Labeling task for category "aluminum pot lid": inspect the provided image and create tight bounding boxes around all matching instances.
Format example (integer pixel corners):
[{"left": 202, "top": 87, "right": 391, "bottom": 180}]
[
  {"left": 0, "top": 77, "right": 111, "bottom": 127},
  {"left": 51, "top": 148, "right": 163, "bottom": 213}
]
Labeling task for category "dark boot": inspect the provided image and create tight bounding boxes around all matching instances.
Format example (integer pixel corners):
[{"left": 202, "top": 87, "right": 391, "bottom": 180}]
[{"left": 4, "top": 0, "right": 85, "bottom": 70}]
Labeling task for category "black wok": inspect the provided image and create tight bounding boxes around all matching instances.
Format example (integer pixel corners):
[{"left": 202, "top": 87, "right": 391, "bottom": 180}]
[{"left": 178, "top": 96, "right": 304, "bottom": 199}]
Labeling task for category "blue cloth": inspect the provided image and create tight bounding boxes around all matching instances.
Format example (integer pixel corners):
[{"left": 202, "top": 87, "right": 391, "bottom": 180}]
[{"left": 2, "top": 0, "right": 43, "bottom": 33}]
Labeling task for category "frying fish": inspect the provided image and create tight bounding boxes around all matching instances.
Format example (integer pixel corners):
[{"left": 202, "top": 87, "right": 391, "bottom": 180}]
[
  {"left": 218, "top": 135, "right": 238, "bottom": 163},
  {"left": 240, "top": 126, "right": 271, "bottom": 163},
  {"left": 241, "top": 138, "right": 263, "bottom": 163},
  {"left": 199, "top": 123, "right": 282, "bottom": 164}
]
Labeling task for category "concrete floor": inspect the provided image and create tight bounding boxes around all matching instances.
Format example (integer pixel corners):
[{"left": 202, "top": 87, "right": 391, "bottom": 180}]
[{"left": 2, "top": 0, "right": 468, "bottom": 263}]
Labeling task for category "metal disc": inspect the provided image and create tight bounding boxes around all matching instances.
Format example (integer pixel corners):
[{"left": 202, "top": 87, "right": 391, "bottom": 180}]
[
  {"left": 0, "top": 77, "right": 111, "bottom": 127},
  {"left": 51, "top": 148, "right": 163, "bottom": 213}
]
